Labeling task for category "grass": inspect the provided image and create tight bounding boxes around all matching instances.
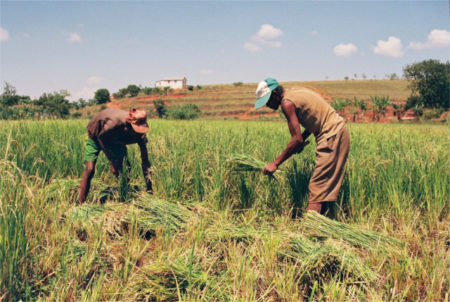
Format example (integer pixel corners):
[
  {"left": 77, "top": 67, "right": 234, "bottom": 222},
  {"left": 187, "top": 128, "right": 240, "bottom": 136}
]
[{"left": 0, "top": 119, "right": 448, "bottom": 301}]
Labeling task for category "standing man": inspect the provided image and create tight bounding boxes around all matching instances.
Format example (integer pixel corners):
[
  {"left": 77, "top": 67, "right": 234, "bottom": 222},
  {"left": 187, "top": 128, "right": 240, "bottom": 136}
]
[
  {"left": 255, "top": 78, "right": 350, "bottom": 214},
  {"left": 79, "top": 108, "right": 153, "bottom": 203}
]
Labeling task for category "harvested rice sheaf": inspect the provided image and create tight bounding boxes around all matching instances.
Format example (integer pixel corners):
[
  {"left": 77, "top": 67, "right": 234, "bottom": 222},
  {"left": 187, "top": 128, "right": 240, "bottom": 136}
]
[
  {"left": 225, "top": 154, "right": 285, "bottom": 181},
  {"left": 205, "top": 222, "right": 261, "bottom": 245},
  {"left": 128, "top": 256, "right": 221, "bottom": 301},
  {"left": 66, "top": 194, "right": 194, "bottom": 240},
  {"left": 281, "top": 235, "right": 376, "bottom": 289},
  {"left": 226, "top": 154, "right": 267, "bottom": 172},
  {"left": 302, "top": 211, "right": 404, "bottom": 252},
  {"left": 130, "top": 193, "right": 191, "bottom": 231}
]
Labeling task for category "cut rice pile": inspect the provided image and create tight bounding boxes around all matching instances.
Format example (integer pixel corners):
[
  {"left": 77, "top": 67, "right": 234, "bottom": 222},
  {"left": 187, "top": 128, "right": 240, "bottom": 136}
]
[
  {"left": 66, "top": 193, "right": 193, "bottom": 239},
  {"left": 302, "top": 210, "right": 404, "bottom": 252},
  {"left": 130, "top": 193, "right": 191, "bottom": 231},
  {"left": 281, "top": 235, "right": 376, "bottom": 287}
]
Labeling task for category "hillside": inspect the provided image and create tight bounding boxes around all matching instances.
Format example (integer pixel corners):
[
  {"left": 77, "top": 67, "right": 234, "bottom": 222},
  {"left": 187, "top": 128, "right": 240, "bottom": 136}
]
[{"left": 108, "top": 80, "right": 411, "bottom": 120}]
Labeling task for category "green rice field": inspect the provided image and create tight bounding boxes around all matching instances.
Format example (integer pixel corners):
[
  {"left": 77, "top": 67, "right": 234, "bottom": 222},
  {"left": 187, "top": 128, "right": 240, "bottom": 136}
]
[{"left": 1, "top": 119, "right": 448, "bottom": 301}]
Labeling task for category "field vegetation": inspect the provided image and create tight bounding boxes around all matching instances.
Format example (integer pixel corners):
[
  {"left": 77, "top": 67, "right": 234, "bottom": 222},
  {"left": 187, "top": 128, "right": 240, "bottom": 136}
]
[
  {"left": 1, "top": 119, "right": 448, "bottom": 301},
  {"left": 108, "top": 80, "right": 412, "bottom": 120}
]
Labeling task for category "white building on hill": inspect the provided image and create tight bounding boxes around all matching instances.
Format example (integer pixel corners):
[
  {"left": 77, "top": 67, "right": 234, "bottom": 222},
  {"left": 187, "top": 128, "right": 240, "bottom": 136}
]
[{"left": 155, "top": 77, "right": 187, "bottom": 89}]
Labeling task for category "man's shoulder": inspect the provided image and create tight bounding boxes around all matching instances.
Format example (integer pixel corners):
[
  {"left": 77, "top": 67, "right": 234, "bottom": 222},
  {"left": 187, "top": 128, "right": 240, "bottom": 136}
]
[
  {"left": 285, "top": 87, "right": 316, "bottom": 97},
  {"left": 91, "top": 108, "right": 127, "bottom": 121}
]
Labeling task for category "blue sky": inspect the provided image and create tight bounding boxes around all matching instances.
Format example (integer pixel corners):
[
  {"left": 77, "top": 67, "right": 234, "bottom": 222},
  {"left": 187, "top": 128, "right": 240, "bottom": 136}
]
[{"left": 1, "top": 1, "right": 449, "bottom": 101}]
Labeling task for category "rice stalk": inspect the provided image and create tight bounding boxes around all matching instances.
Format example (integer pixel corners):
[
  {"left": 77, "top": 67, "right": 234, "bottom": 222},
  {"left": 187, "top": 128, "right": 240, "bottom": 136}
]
[
  {"left": 225, "top": 154, "right": 285, "bottom": 181},
  {"left": 302, "top": 211, "right": 404, "bottom": 252}
]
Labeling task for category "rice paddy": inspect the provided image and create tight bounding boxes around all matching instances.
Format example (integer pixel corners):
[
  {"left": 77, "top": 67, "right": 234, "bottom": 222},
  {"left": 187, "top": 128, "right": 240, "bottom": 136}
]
[{"left": 0, "top": 119, "right": 448, "bottom": 301}]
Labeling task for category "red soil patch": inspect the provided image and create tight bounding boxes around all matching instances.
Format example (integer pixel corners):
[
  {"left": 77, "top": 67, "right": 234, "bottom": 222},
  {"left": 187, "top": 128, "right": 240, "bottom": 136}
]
[{"left": 135, "top": 93, "right": 186, "bottom": 101}]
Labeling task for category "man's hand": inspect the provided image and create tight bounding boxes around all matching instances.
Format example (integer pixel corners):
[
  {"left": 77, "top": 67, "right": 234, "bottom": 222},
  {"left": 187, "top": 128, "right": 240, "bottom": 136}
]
[{"left": 263, "top": 162, "right": 278, "bottom": 175}]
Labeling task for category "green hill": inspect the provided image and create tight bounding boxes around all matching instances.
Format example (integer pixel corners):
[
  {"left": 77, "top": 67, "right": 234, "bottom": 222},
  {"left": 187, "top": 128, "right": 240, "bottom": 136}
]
[{"left": 109, "top": 80, "right": 411, "bottom": 120}]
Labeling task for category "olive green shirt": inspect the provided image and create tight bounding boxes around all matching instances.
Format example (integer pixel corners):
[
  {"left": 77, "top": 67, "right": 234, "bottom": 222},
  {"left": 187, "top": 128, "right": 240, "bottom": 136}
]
[{"left": 283, "top": 88, "right": 345, "bottom": 144}]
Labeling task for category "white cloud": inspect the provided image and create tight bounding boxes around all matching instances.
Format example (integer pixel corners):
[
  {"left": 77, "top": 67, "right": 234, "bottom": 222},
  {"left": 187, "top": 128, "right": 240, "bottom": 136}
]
[
  {"left": 409, "top": 29, "right": 450, "bottom": 50},
  {"left": 0, "top": 27, "right": 10, "bottom": 42},
  {"left": 255, "top": 24, "right": 283, "bottom": 40},
  {"left": 244, "top": 24, "right": 283, "bottom": 52},
  {"left": 68, "top": 32, "right": 82, "bottom": 43},
  {"left": 69, "top": 87, "right": 96, "bottom": 101},
  {"left": 311, "top": 30, "right": 318, "bottom": 36},
  {"left": 373, "top": 36, "right": 404, "bottom": 58},
  {"left": 333, "top": 43, "right": 358, "bottom": 57},
  {"left": 243, "top": 42, "right": 261, "bottom": 52},
  {"left": 87, "top": 76, "right": 103, "bottom": 85}
]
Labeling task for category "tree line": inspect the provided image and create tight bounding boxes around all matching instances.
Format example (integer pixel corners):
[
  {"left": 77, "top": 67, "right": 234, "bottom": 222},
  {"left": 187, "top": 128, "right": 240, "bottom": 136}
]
[{"left": 1, "top": 59, "right": 448, "bottom": 120}]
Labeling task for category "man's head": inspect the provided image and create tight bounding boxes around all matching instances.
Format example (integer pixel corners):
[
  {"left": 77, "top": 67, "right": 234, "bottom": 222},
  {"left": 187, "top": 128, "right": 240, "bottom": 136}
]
[
  {"left": 126, "top": 108, "right": 149, "bottom": 133},
  {"left": 255, "top": 78, "right": 283, "bottom": 110}
]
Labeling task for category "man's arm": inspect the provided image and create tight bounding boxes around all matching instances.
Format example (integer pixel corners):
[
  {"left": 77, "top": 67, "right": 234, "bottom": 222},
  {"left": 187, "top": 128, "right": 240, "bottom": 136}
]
[
  {"left": 294, "top": 130, "right": 311, "bottom": 153},
  {"left": 263, "top": 100, "right": 305, "bottom": 175},
  {"left": 138, "top": 140, "right": 153, "bottom": 193}
]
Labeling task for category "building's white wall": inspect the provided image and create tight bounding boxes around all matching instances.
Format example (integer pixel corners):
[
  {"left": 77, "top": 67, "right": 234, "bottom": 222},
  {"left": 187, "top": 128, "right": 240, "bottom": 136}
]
[{"left": 155, "top": 78, "right": 186, "bottom": 89}]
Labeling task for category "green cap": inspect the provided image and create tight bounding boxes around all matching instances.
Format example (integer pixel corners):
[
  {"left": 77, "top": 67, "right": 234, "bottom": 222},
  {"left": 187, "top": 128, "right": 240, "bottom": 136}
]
[{"left": 255, "top": 78, "right": 279, "bottom": 109}]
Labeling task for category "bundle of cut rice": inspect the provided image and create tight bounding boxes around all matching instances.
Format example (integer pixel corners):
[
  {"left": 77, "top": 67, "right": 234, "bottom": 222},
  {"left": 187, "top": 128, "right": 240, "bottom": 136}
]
[
  {"left": 66, "top": 194, "right": 192, "bottom": 240},
  {"left": 302, "top": 211, "right": 404, "bottom": 252},
  {"left": 225, "top": 154, "right": 284, "bottom": 181},
  {"left": 205, "top": 222, "right": 261, "bottom": 245},
  {"left": 281, "top": 235, "right": 376, "bottom": 288},
  {"left": 127, "top": 255, "right": 219, "bottom": 301},
  {"left": 129, "top": 193, "right": 192, "bottom": 232}
]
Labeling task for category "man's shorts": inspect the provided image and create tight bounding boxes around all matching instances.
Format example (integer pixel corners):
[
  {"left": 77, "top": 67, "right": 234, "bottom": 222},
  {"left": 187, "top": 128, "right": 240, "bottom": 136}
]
[
  {"left": 308, "top": 125, "right": 350, "bottom": 203},
  {"left": 84, "top": 137, "right": 128, "bottom": 163}
]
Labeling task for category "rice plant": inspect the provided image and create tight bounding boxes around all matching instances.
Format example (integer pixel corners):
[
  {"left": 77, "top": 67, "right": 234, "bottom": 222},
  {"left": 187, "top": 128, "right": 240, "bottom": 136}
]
[{"left": 0, "top": 119, "right": 447, "bottom": 301}]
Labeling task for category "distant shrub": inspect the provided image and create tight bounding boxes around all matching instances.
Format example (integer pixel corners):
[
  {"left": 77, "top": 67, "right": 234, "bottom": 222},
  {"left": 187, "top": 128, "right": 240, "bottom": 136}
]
[
  {"left": 71, "top": 112, "right": 82, "bottom": 119},
  {"left": 153, "top": 99, "right": 167, "bottom": 119},
  {"left": 187, "top": 85, "right": 194, "bottom": 91},
  {"left": 163, "top": 87, "right": 173, "bottom": 95},
  {"left": 370, "top": 96, "right": 391, "bottom": 120},
  {"left": 405, "top": 95, "right": 423, "bottom": 111},
  {"left": 196, "top": 85, "right": 202, "bottom": 90},
  {"left": 167, "top": 104, "right": 201, "bottom": 120},
  {"left": 100, "top": 104, "right": 107, "bottom": 110},
  {"left": 153, "top": 87, "right": 163, "bottom": 95},
  {"left": 127, "top": 85, "right": 140, "bottom": 97},
  {"left": 233, "top": 82, "right": 243, "bottom": 86},
  {"left": 94, "top": 88, "right": 110, "bottom": 104},
  {"left": 331, "top": 99, "right": 350, "bottom": 113},
  {"left": 141, "top": 87, "right": 153, "bottom": 95},
  {"left": 422, "top": 108, "right": 444, "bottom": 120}
]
